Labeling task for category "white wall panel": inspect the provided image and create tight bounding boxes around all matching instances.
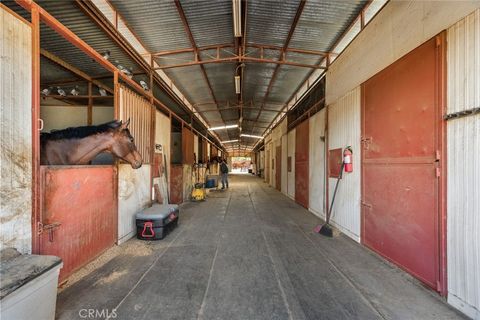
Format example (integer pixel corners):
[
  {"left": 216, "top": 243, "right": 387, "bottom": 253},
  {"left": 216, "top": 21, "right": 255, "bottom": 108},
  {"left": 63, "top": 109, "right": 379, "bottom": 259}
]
[
  {"left": 287, "top": 129, "right": 296, "bottom": 199},
  {"left": 118, "top": 164, "right": 151, "bottom": 244},
  {"left": 328, "top": 87, "right": 361, "bottom": 242},
  {"left": 447, "top": 10, "right": 480, "bottom": 319},
  {"left": 0, "top": 8, "right": 32, "bottom": 253},
  {"left": 155, "top": 111, "right": 171, "bottom": 203},
  {"left": 281, "top": 134, "right": 288, "bottom": 195},
  {"left": 309, "top": 110, "right": 326, "bottom": 218},
  {"left": 327, "top": 1, "right": 480, "bottom": 105}
]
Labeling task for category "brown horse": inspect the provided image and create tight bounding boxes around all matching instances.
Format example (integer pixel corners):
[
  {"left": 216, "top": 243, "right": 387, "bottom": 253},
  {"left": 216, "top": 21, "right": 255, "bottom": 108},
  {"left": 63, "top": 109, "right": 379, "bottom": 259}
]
[{"left": 40, "top": 119, "right": 142, "bottom": 168}]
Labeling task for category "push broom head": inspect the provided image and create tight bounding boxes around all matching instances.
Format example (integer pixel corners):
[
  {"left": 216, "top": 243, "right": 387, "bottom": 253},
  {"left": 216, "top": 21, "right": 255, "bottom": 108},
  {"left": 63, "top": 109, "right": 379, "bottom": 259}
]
[{"left": 313, "top": 223, "right": 333, "bottom": 237}]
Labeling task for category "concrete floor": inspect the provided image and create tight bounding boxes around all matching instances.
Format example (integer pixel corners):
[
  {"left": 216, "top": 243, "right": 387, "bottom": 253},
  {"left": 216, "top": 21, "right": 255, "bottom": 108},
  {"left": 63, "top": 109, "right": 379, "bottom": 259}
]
[{"left": 57, "top": 174, "right": 465, "bottom": 320}]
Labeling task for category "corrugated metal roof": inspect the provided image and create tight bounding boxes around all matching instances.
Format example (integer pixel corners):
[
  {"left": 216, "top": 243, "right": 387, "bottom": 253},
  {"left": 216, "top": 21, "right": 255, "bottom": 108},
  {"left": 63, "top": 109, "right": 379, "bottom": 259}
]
[
  {"left": 290, "top": 0, "right": 367, "bottom": 51},
  {"left": 110, "top": 0, "right": 191, "bottom": 52},
  {"left": 181, "top": 0, "right": 234, "bottom": 47}
]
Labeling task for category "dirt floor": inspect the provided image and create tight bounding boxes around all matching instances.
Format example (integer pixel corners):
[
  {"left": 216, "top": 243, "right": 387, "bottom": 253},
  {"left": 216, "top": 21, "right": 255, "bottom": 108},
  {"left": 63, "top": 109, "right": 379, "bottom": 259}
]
[{"left": 56, "top": 174, "right": 466, "bottom": 320}]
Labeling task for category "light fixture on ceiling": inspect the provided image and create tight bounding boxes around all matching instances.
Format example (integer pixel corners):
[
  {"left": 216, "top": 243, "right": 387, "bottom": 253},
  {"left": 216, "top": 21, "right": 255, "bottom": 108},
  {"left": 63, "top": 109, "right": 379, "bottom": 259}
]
[
  {"left": 234, "top": 75, "right": 241, "bottom": 94},
  {"left": 208, "top": 124, "right": 239, "bottom": 131},
  {"left": 240, "top": 134, "right": 263, "bottom": 139},
  {"left": 232, "top": 0, "right": 242, "bottom": 37},
  {"left": 222, "top": 139, "right": 239, "bottom": 143},
  {"left": 234, "top": 63, "right": 245, "bottom": 94}
]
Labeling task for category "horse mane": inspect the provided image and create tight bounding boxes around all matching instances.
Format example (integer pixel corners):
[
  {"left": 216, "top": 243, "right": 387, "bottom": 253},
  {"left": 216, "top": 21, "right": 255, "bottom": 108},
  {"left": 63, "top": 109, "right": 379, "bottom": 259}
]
[{"left": 41, "top": 120, "right": 122, "bottom": 142}]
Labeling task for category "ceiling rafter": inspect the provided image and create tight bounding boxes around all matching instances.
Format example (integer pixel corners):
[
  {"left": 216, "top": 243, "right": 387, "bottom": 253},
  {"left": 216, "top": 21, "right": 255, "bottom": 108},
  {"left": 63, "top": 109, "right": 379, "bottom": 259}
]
[
  {"left": 174, "top": 0, "right": 231, "bottom": 140},
  {"left": 250, "top": 0, "right": 306, "bottom": 136},
  {"left": 151, "top": 43, "right": 331, "bottom": 57}
]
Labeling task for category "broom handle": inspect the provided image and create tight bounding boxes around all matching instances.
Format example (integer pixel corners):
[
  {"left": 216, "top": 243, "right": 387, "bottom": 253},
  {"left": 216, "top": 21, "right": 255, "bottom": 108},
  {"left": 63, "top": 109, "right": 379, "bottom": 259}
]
[{"left": 326, "top": 162, "right": 344, "bottom": 224}]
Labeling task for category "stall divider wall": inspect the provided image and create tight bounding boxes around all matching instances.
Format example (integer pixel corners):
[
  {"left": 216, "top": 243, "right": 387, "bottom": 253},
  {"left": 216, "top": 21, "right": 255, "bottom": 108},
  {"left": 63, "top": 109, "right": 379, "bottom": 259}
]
[
  {"left": 327, "top": 87, "right": 361, "bottom": 242},
  {"left": 308, "top": 109, "right": 326, "bottom": 219},
  {"left": 154, "top": 110, "right": 171, "bottom": 203},
  {"left": 117, "top": 85, "right": 152, "bottom": 244},
  {"left": 446, "top": 9, "right": 480, "bottom": 318},
  {"left": 0, "top": 5, "right": 32, "bottom": 253}
]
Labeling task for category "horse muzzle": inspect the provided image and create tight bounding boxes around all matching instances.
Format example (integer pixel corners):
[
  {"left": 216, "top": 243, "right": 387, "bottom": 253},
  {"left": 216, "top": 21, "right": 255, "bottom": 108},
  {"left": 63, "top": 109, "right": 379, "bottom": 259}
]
[{"left": 132, "top": 160, "right": 142, "bottom": 169}]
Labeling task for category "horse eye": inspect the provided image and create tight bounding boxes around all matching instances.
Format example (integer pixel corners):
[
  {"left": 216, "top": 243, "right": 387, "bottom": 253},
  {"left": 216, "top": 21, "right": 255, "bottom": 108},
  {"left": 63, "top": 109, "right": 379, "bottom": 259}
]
[{"left": 130, "top": 137, "right": 134, "bottom": 142}]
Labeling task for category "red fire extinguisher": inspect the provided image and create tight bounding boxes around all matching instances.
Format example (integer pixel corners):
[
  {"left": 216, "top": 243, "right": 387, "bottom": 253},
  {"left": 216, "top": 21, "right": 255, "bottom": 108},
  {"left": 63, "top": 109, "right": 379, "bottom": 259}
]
[{"left": 343, "top": 146, "right": 353, "bottom": 173}]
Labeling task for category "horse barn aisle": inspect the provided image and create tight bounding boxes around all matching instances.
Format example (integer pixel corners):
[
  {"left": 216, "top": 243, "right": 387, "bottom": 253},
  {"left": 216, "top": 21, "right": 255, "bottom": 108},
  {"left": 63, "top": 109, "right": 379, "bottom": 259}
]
[
  {"left": 55, "top": 175, "right": 465, "bottom": 320},
  {"left": 1, "top": 0, "right": 480, "bottom": 319}
]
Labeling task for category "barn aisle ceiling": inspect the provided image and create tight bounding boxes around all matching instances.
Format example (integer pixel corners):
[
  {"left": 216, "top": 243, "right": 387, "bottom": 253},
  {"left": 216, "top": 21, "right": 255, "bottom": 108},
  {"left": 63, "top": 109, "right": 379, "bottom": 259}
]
[{"left": 6, "top": 0, "right": 372, "bottom": 154}]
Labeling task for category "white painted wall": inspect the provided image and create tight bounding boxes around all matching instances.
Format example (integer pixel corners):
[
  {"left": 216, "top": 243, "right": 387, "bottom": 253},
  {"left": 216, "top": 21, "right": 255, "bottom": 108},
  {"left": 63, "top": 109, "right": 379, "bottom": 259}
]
[
  {"left": 287, "top": 129, "right": 295, "bottom": 199},
  {"left": 40, "top": 106, "right": 113, "bottom": 132},
  {"left": 446, "top": 10, "right": 480, "bottom": 319},
  {"left": 326, "top": 0, "right": 480, "bottom": 105},
  {"left": 0, "top": 8, "right": 32, "bottom": 253},
  {"left": 309, "top": 109, "right": 326, "bottom": 219},
  {"left": 154, "top": 111, "right": 171, "bottom": 204},
  {"left": 328, "top": 87, "right": 361, "bottom": 242},
  {"left": 281, "top": 134, "right": 288, "bottom": 195},
  {"left": 117, "top": 164, "right": 151, "bottom": 244}
]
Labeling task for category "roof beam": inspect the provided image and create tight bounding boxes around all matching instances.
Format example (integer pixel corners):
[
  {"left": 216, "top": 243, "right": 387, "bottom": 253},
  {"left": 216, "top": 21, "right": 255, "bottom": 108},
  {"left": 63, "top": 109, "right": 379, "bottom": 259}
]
[
  {"left": 151, "top": 43, "right": 330, "bottom": 57},
  {"left": 251, "top": 0, "right": 306, "bottom": 135},
  {"left": 154, "top": 56, "right": 326, "bottom": 69}
]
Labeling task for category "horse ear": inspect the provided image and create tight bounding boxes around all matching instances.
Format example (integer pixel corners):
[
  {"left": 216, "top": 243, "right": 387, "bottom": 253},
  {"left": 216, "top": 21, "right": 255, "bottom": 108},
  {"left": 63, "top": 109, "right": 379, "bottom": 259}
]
[{"left": 119, "top": 118, "right": 130, "bottom": 130}]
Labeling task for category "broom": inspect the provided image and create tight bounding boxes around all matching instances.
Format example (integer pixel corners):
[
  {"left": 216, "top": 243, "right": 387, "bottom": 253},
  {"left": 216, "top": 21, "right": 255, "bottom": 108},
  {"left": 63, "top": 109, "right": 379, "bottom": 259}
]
[{"left": 314, "top": 161, "right": 345, "bottom": 237}]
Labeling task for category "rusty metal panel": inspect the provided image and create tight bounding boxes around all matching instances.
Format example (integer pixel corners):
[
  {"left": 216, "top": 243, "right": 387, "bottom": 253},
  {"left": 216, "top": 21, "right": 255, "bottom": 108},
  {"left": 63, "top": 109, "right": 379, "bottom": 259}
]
[
  {"left": 362, "top": 36, "right": 443, "bottom": 290},
  {"left": 446, "top": 10, "right": 480, "bottom": 317},
  {"left": 39, "top": 166, "right": 116, "bottom": 282},
  {"left": 0, "top": 6, "right": 32, "bottom": 254},
  {"left": 119, "top": 84, "right": 153, "bottom": 163},
  {"left": 169, "top": 165, "right": 183, "bottom": 204},
  {"left": 295, "top": 120, "right": 309, "bottom": 208},
  {"left": 328, "top": 149, "right": 343, "bottom": 178},
  {"left": 182, "top": 126, "right": 194, "bottom": 164}
]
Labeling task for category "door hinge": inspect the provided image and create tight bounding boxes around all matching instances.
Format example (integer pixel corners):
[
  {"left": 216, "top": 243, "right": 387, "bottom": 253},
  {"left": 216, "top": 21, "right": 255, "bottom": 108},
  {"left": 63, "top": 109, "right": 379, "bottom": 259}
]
[
  {"left": 436, "top": 150, "right": 441, "bottom": 161},
  {"left": 436, "top": 168, "right": 441, "bottom": 178}
]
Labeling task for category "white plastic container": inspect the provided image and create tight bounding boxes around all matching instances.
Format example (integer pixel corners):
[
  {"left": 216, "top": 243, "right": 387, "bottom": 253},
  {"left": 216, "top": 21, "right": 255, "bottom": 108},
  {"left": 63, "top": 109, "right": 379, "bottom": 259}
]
[{"left": 1, "top": 249, "right": 62, "bottom": 320}]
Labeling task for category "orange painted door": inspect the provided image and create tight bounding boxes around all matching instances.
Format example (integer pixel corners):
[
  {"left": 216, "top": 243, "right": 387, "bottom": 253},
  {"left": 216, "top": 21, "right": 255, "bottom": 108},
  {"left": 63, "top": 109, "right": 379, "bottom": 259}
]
[{"left": 39, "top": 166, "right": 116, "bottom": 282}]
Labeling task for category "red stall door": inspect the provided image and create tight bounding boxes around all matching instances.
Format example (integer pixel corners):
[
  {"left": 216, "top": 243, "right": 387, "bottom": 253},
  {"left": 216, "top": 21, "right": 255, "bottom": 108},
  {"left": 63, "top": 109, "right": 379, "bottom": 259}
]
[
  {"left": 39, "top": 166, "right": 117, "bottom": 282},
  {"left": 295, "top": 120, "right": 309, "bottom": 208},
  {"left": 362, "top": 35, "right": 445, "bottom": 291}
]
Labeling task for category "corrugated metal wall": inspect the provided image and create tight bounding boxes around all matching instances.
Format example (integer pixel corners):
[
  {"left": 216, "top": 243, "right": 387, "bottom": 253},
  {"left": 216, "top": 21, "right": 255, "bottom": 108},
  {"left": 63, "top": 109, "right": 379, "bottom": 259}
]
[
  {"left": 446, "top": 9, "right": 480, "bottom": 319},
  {"left": 309, "top": 109, "right": 326, "bottom": 218},
  {"left": 0, "top": 7, "right": 32, "bottom": 253},
  {"left": 117, "top": 164, "right": 151, "bottom": 244},
  {"left": 119, "top": 84, "right": 153, "bottom": 164},
  {"left": 281, "top": 134, "right": 288, "bottom": 194},
  {"left": 328, "top": 87, "right": 361, "bottom": 242},
  {"left": 287, "top": 129, "right": 296, "bottom": 199}
]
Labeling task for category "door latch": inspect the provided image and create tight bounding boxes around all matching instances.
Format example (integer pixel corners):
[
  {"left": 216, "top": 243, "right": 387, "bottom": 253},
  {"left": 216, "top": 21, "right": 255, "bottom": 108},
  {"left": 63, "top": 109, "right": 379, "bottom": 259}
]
[{"left": 38, "top": 222, "right": 61, "bottom": 242}]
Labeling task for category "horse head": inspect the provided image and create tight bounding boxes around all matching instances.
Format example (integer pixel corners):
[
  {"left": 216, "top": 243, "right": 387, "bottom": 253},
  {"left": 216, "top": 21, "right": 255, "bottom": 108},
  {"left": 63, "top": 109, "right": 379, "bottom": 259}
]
[{"left": 110, "top": 119, "right": 143, "bottom": 169}]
